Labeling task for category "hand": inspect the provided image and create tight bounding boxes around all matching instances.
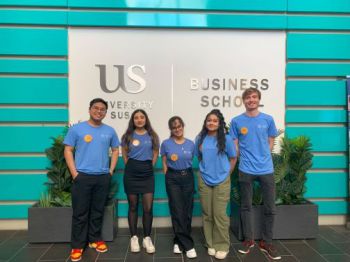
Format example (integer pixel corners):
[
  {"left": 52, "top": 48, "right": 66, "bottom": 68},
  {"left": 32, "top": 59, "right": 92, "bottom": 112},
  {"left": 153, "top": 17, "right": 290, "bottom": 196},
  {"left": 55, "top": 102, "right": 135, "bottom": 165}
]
[{"left": 72, "top": 172, "right": 79, "bottom": 180}]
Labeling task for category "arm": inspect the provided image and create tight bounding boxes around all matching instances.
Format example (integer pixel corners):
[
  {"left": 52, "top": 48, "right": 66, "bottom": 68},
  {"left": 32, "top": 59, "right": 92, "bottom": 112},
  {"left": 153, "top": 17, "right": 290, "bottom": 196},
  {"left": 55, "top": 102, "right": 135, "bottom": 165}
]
[
  {"left": 269, "top": 137, "right": 275, "bottom": 152},
  {"left": 152, "top": 150, "right": 158, "bottom": 166},
  {"left": 121, "top": 146, "right": 128, "bottom": 164},
  {"left": 229, "top": 157, "right": 237, "bottom": 174},
  {"left": 234, "top": 139, "right": 240, "bottom": 157},
  {"left": 109, "top": 147, "right": 119, "bottom": 176},
  {"left": 161, "top": 155, "right": 167, "bottom": 174},
  {"left": 64, "top": 145, "right": 79, "bottom": 179}
]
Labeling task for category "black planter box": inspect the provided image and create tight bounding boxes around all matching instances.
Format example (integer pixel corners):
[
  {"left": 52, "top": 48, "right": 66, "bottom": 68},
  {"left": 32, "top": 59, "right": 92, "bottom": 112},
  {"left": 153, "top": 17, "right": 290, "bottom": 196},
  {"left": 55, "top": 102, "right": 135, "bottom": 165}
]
[
  {"left": 28, "top": 200, "right": 117, "bottom": 243},
  {"left": 231, "top": 201, "right": 318, "bottom": 240}
]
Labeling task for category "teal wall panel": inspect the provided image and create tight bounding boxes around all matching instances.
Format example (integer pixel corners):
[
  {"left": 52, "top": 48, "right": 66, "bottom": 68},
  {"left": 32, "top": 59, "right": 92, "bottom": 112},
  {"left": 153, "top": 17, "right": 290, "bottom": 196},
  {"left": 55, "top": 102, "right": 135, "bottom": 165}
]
[
  {"left": 0, "top": 10, "right": 67, "bottom": 25},
  {"left": 0, "top": 157, "right": 49, "bottom": 170},
  {"left": 0, "top": 59, "right": 68, "bottom": 74},
  {"left": 68, "top": 0, "right": 287, "bottom": 12},
  {"left": 286, "top": 110, "right": 346, "bottom": 123},
  {"left": 287, "top": 15, "right": 350, "bottom": 30},
  {"left": 305, "top": 172, "right": 348, "bottom": 198},
  {"left": 287, "top": 33, "right": 350, "bottom": 60},
  {"left": 285, "top": 127, "right": 347, "bottom": 152},
  {"left": 0, "top": 174, "right": 47, "bottom": 201},
  {"left": 286, "top": 80, "right": 346, "bottom": 106},
  {"left": 0, "top": 28, "right": 67, "bottom": 56},
  {"left": 0, "top": 204, "right": 32, "bottom": 219},
  {"left": 288, "top": 0, "right": 350, "bottom": 13},
  {"left": 0, "top": 109, "right": 68, "bottom": 122},
  {"left": 0, "top": 0, "right": 67, "bottom": 7},
  {"left": 287, "top": 63, "right": 350, "bottom": 77},
  {"left": 0, "top": 126, "right": 65, "bottom": 153},
  {"left": 68, "top": 12, "right": 286, "bottom": 29},
  {"left": 313, "top": 201, "right": 348, "bottom": 215},
  {"left": 312, "top": 155, "right": 347, "bottom": 169},
  {"left": 0, "top": 78, "right": 68, "bottom": 104}
]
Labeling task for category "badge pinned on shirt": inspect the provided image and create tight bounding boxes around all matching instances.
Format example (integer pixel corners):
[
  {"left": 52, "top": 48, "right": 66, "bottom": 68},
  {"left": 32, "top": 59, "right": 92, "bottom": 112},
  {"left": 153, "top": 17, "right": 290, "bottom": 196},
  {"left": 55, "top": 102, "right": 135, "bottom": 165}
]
[
  {"left": 170, "top": 154, "right": 178, "bottom": 161},
  {"left": 84, "top": 134, "right": 93, "bottom": 143},
  {"left": 132, "top": 139, "right": 140, "bottom": 146},
  {"left": 240, "top": 127, "right": 248, "bottom": 135}
]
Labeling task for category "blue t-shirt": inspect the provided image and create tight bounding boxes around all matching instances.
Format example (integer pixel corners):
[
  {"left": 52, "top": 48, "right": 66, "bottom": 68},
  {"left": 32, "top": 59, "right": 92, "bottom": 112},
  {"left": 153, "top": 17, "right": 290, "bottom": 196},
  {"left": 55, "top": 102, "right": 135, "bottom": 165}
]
[
  {"left": 160, "top": 138, "right": 194, "bottom": 170},
  {"left": 194, "top": 134, "right": 236, "bottom": 186},
  {"left": 229, "top": 112, "right": 278, "bottom": 175},
  {"left": 123, "top": 132, "right": 154, "bottom": 161},
  {"left": 63, "top": 121, "right": 120, "bottom": 175}
]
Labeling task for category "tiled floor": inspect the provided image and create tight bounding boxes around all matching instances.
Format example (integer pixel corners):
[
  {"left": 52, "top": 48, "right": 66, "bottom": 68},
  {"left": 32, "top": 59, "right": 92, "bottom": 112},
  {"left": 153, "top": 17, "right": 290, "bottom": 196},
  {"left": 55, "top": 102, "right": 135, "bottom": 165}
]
[{"left": 1, "top": 226, "right": 350, "bottom": 262}]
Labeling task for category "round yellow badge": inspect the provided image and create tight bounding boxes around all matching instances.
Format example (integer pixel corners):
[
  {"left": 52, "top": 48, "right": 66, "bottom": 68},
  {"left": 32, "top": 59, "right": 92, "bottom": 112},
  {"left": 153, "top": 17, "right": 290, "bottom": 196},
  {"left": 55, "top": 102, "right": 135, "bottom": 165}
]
[
  {"left": 170, "top": 154, "right": 178, "bottom": 161},
  {"left": 132, "top": 139, "right": 140, "bottom": 146},
  {"left": 84, "top": 134, "right": 93, "bottom": 143},
  {"left": 241, "top": 127, "right": 248, "bottom": 135}
]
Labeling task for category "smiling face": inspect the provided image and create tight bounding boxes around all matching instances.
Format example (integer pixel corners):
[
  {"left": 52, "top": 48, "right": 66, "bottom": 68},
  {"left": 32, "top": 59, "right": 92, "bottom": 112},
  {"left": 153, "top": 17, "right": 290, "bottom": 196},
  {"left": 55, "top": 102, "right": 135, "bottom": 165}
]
[
  {"left": 133, "top": 111, "right": 146, "bottom": 128},
  {"left": 243, "top": 91, "right": 260, "bottom": 112},
  {"left": 89, "top": 102, "right": 107, "bottom": 123},
  {"left": 170, "top": 119, "right": 184, "bottom": 138},
  {"left": 205, "top": 114, "right": 219, "bottom": 133}
]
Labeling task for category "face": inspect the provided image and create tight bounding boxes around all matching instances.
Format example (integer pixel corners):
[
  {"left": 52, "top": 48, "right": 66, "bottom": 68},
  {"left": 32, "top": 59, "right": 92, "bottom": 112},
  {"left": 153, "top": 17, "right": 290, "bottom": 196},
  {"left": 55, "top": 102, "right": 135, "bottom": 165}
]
[
  {"left": 243, "top": 92, "right": 260, "bottom": 111},
  {"left": 205, "top": 114, "right": 219, "bottom": 132},
  {"left": 133, "top": 111, "right": 146, "bottom": 128},
  {"left": 170, "top": 119, "right": 184, "bottom": 138},
  {"left": 89, "top": 102, "right": 107, "bottom": 122}
]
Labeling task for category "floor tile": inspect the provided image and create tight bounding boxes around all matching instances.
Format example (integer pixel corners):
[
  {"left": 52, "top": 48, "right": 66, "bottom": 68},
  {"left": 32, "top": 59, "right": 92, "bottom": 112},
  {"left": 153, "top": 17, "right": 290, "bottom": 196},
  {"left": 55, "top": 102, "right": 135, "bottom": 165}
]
[
  {"left": 323, "top": 254, "right": 350, "bottom": 262},
  {"left": 9, "top": 247, "right": 48, "bottom": 262},
  {"left": 39, "top": 245, "right": 70, "bottom": 261},
  {"left": 283, "top": 242, "right": 328, "bottom": 262},
  {"left": 98, "top": 236, "right": 129, "bottom": 259},
  {"left": 319, "top": 227, "right": 350, "bottom": 243},
  {"left": 306, "top": 237, "right": 344, "bottom": 255}
]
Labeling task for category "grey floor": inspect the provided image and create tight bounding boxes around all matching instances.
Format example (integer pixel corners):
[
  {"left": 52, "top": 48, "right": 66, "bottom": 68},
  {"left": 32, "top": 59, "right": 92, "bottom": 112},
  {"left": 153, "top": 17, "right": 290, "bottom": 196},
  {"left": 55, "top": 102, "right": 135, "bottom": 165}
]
[{"left": 1, "top": 226, "right": 350, "bottom": 262}]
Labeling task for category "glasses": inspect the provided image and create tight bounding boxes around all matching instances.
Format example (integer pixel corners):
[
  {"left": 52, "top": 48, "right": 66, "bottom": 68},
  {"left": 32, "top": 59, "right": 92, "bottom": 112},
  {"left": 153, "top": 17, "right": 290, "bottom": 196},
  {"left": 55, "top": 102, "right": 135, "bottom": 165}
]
[
  {"left": 91, "top": 106, "right": 107, "bottom": 113},
  {"left": 171, "top": 125, "right": 183, "bottom": 131}
]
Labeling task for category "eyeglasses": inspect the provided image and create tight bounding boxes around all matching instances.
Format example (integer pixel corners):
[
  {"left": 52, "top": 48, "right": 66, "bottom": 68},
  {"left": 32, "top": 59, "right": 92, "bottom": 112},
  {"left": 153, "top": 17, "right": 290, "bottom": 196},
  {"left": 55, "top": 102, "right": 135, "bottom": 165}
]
[
  {"left": 91, "top": 106, "right": 107, "bottom": 113},
  {"left": 171, "top": 125, "right": 183, "bottom": 131}
]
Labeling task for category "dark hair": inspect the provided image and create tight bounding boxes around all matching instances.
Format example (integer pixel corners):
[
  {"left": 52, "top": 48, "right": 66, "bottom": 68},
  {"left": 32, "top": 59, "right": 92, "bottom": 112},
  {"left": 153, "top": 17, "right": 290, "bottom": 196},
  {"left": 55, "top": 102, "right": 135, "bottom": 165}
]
[
  {"left": 197, "top": 109, "right": 227, "bottom": 155},
  {"left": 89, "top": 98, "right": 108, "bottom": 110},
  {"left": 242, "top": 88, "right": 261, "bottom": 100},
  {"left": 121, "top": 109, "right": 159, "bottom": 152},
  {"left": 168, "top": 116, "right": 185, "bottom": 137}
]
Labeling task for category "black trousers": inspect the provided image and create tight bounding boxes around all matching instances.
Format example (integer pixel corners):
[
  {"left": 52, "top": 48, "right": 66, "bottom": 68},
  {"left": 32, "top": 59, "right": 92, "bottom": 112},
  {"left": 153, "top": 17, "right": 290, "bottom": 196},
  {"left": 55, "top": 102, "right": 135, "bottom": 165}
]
[
  {"left": 71, "top": 172, "right": 110, "bottom": 248},
  {"left": 165, "top": 168, "right": 195, "bottom": 251}
]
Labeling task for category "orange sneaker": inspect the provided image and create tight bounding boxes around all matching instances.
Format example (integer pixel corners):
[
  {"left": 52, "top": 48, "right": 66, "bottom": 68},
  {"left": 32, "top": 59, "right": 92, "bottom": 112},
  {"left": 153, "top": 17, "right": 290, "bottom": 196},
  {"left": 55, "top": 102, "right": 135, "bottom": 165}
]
[
  {"left": 89, "top": 241, "right": 108, "bottom": 253},
  {"left": 70, "top": 249, "right": 83, "bottom": 261}
]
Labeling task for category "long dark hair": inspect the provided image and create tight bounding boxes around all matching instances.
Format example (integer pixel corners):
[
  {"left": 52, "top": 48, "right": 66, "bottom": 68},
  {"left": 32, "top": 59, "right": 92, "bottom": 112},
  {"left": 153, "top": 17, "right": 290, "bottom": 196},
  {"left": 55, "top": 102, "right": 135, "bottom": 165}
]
[
  {"left": 197, "top": 109, "right": 228, "bottom": 155},
  {"left": 121, "top": 109, "right": 159, "bottom": 152}
]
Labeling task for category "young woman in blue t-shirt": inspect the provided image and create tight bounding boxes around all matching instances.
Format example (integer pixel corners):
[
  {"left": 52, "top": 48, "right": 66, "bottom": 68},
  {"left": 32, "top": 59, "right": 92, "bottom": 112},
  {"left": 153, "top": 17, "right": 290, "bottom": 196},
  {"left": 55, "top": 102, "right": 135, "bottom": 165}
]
[
  {"left": 195, "top": 109, "right": 237, "bottom": 260},
  {"left": 160, "top": 116, "right": 197, "bottom": 259},
  {"left": 121, "top": 109, "right": 159, "bottom": 254}
]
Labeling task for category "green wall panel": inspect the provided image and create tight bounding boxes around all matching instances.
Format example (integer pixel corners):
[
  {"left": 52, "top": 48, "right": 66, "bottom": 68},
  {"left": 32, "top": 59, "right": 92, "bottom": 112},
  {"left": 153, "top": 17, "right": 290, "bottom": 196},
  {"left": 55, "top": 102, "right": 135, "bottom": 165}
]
[
  {"left": 68, "top": 0, "right": 287, "bottom": 12},
  {"left": 288, "top": 15, "right": 350, "bottom": 30},
  {"left": 0, "top": 174, "right": 47, "bottom": 201},
  {"left": 0, "top": 0, "right": 67, "bottom": 7},
  {"left": 0, "top": 78, "right": 68, "bottom": 104},
  {"left": 287, "top": 33, "right": 350, "bottom": 60},
  {"left": 0, "top": 157, "right": 49, "bottom": 170},
  {"left": 312, "top": 155, "right": 347, "bottom": 169},
  {"left": 68, "top": 12, "right": 286, "bottom": 29},
  {"left": 286, "top": 80, "right": 346, "bottom": 106},
  {"left": 0, "top": 10, "right": 67, "bottom": 25},
  {"left": 287, "top": 63, "right": 350, "bottom": 77},
  {"left": 313, "top": 201, "right": 348, "bottom": 215},
  {"left": 288, "top": 0, "right": 350, "bottom": 13},
  {"left": 0, "top": 126, "right": 65, "bottom": 153},
  {"left": 0, "top": 28, "right": 67, "bottom": 56},
  {"left": 0, "top": 59, "right": 68, "bottom": 74},
  {"left": 0, "top": 108, "right": 68, "bottom": 122},
  {"left": 0, "top": 204, "right": 32, "bottom": 219},
  {"left": 286, "top": 110, "right": 346, "bottom": 123},
  {"left": 285, "top": 127, "right": 347, "bottom": 152},
  {"left": 305, "top": 172, "right": 348, "bottom": 198}
]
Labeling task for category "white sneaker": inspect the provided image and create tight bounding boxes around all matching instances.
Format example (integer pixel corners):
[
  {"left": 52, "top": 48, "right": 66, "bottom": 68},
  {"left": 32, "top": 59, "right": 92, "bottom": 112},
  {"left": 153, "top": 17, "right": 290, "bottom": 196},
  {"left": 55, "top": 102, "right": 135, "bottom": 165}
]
[
  {"left": 173, "top": 244, "right": 182, "bottom": 254},
  {"left": 186, "top": 248, "right": 197, "bottom": 259},
  {"left": 215, "top": 251, "right": 228, "bottom": 260},
  {"left": 130, "top": 235, "right": 140, "bottom": 252},
  {"left": 208, "top": 248, "right": 216, "bottom": 256},
  {"left": 142, "top": 236, "right": 155, "bottom": 253}
]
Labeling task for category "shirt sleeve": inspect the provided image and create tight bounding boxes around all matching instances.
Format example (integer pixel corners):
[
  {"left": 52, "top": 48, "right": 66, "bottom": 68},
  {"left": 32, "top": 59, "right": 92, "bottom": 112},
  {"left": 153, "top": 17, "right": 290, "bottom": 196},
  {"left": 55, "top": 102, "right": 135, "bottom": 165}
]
[
  {"left": 160, "top": 141, "right": 166, "bottom": 156},
  {"left": 268, "top": 117, "right": 278, "bottom": 137},
  {"left": 194, "top": 136, "right": 200, "bottom": 157},
  {"left": 229, "top": 118, "right": 239, "bottom": 140},
  {"left": 111, "top": 129, "right": 120, "bottom": 148},
  {"left": 63, "top": 127, "right": 77, "bottom": 147},
  {"left": 225, "top": 135, "right": 237, "bottom": 158}
]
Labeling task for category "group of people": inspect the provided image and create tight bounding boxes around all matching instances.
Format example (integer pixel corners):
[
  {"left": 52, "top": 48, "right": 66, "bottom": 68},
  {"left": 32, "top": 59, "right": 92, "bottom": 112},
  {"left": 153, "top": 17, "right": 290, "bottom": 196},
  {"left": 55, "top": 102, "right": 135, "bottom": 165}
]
[{"left": 63, "top": 87, "right": 281, "bottom": 261}]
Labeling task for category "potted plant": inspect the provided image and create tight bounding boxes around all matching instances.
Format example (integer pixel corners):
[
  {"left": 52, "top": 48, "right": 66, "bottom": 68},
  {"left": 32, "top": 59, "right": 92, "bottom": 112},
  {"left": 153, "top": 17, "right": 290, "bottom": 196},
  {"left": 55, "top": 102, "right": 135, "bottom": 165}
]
[
  {"left": 231, "top": 135, "right": 318, "bottom": 239},
  {"left": 28, "top": 131, "right": 118, "bottom": 243}
]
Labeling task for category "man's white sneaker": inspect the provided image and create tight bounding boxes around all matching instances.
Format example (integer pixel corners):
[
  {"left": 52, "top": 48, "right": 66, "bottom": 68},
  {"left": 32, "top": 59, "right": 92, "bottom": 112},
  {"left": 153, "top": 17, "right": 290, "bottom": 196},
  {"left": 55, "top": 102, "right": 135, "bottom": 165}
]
[
  {"left": 173, "top": 244, "right": 182, "bottom": 254},
  {"left": 208, "top": 248, "right": 216, "bottom": 256},
  {"left": 130, "top": 235, "right": 140, "bottom": 252},
  {"left": 186, "top": 248, "right": 197, "bottom": 259},
  {"left": 215, "top": 251, "right": 228, "bottom": 260},
  {"left": 142, "top": 236, "right": 155, "bottom": 253}
]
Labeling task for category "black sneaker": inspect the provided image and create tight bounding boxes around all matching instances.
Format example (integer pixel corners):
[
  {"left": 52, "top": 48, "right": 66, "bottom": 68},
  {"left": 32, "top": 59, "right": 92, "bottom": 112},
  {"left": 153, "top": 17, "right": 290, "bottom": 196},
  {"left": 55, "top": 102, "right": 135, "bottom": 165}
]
[
  {"left": 259, "top": 241, "right": 281, "bottom": 260},
  {"left": 238, "top": 240, "right": 255, "bottom": 254}
]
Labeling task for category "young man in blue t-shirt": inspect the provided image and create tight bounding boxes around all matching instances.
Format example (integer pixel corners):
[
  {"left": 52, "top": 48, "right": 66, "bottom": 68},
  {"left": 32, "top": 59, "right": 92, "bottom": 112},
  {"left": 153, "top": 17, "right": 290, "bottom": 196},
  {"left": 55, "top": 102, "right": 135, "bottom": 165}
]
[
  {"left": 229, "top": 88, "right": 281, "bottom": 260},
  {"left": 64, "top": 98, "right": 119, "bottom": 262}
]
